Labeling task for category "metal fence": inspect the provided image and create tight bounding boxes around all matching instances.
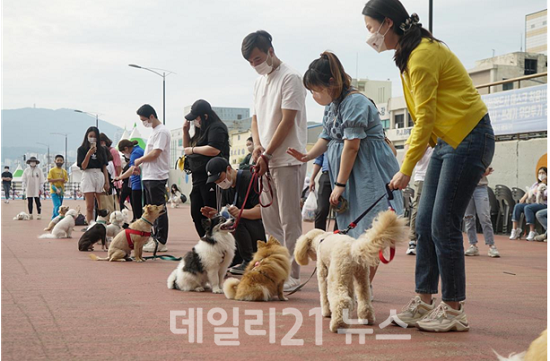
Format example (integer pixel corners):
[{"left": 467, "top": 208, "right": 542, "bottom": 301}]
[{"left": 2, "top": 182, "right": 84, "bottom": 200}]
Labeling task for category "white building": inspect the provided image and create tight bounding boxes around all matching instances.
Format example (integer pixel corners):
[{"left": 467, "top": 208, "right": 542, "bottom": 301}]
[
  {"left": 526, "top": 9, "right": 547, "bottom": 55},
  {"left": 352, "top": 78, "right": 392, "bottom": 106}
]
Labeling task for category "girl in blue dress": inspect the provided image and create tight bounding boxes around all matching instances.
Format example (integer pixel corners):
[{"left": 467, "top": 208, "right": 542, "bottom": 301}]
[{"left": 288, "top": 51, "right": 403, "bottom": 283}]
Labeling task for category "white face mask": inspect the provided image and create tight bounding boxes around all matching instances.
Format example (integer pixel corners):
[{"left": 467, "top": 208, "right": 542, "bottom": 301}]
[
  {"left": 539, "top": 174, "right": 547, "bottom": 181},
  {"left": 217, "top": 173, "right": 232, "bottom": 190},
  {"left": 312, "top": 89, "right": 333, "bottom": 106},
  {"left": 247, "top": 145, "right": 254, "bottom": 153},
  {"left": 142, "top": 120, "right": 152, "bottom": 128},
  {"left": 253, "top": 52, "right": 274, "bottom": 75},
  {"left": 30, "top": 162, "right": 36, "bottom": 167},
  {"left": 366, "top": 21, "right": 390, "bottom": 53},
  {"left": 193, "top": 119, "right": 201, "bottom": 128},
  {"left": 88, "top": 137, "right": 96, "bottom": 144}
]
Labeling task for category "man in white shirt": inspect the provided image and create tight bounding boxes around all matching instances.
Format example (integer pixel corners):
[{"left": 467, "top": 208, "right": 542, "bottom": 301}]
[
  {"left": 134, "top": 104, "right": 171, "bottom": 252},
  {"left": 242, "top": 30, "right": 307, "bottom": 291}
]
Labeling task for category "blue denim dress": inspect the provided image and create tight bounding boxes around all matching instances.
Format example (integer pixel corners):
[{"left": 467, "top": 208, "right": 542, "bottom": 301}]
[{"left": 320, "top": 93, "right": 403, "bottom": 238}]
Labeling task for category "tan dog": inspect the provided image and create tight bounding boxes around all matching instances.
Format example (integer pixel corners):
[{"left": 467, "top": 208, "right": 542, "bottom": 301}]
[
  {"left": 294, "top": 210, "right": 407, "bottom": 332},
  {"left": 494, "top": 329, "right": 547, "bottom": 360},
  {"left": 89, "top": 205, "right": 165, "bottom": 262},
  {"left": 44, "top": 206, "right": 71, "bottom": 231},
  {"left": 223, "top": 237, "right": 291, "bottom": 301}
]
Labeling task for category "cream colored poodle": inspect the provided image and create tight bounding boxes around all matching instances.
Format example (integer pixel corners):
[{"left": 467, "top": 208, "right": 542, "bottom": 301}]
[{"left": 295, "top": 210, "right": 407, "bottom": 333}]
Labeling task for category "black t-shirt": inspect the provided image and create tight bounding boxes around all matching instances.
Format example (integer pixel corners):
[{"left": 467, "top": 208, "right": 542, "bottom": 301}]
[
  {"left": 77, "top": 146, "right": 108, "bottom": 170},
  {"left": 188, "top": 122, "right": 230, "bottom": 183},
  {"left": 2, "top": 171, "right": 13, "bottom": 185},
  {"left": 220, "top": 170, "right": 260, "bottom": 210}
]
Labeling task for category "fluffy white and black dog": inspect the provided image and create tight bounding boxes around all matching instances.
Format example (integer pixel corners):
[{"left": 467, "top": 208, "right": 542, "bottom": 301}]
[{"left": 167, "top": 215, "right": 235, "bottom": 294}]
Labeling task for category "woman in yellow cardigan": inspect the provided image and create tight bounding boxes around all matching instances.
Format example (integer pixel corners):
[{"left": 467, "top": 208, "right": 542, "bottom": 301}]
[{"left": 363, "top": 0, "right": 495, "bottom": 333}]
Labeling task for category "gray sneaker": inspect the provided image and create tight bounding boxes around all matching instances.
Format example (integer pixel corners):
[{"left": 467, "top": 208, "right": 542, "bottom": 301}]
[
  {"left": 464, "top": 245, "right": 479, "bottom": 256},
  {"left": 416, "top": 301, "right": 470, "bottom": 332},
  {"left": 488, "top": 245, "right": 500, "bottom": 258},
  {"left": 392, "top": 296, "right": 436, "bottom": 327}
]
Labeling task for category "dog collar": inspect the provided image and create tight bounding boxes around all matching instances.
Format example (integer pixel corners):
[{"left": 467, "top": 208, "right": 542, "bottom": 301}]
[
  {"left": 96, "top": 220, "right": 107, "bottom": 225},
  {"left": 140, "top": 217, "right": 154, "bottom": 227}
]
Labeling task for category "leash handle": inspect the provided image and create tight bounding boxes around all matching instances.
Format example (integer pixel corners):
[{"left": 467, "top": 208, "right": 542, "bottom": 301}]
[{"left": 251, "top": 158, "right": 274, "bottom": 208}]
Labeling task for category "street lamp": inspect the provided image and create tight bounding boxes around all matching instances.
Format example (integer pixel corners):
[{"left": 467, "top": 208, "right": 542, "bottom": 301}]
[
  {"left": 37, "top": 142, "right": 50, "bottom": 169},
  {"left": 51, "top": 133, "right": 69, "bottom": 172},
  {"left": 128, "top": 64, "right": 175, "bottom": 125},
  {"left": 428, "top": 0, "right": 433, "bottom": 33},
  {"left": 74, "top": 109, "right": 101, "bottom": 128}
]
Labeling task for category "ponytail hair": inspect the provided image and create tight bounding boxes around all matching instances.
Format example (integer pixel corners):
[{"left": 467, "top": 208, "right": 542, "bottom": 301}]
[
  {"left": 362, "top": 0, "right": 442, "bottom": 73},
  {"left": 117, "top": 139, "right": 138, "bottom": 152},
  {"left": 303, "top": 51, "right": 352, "bottom": 100}
]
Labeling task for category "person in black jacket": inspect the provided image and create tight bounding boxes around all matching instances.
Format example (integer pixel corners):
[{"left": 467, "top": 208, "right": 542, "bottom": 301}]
[{"left": 183, "top": 99, "right": 230, "bottom": 237}]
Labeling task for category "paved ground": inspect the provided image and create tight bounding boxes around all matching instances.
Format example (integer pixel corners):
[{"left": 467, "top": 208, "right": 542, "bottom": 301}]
[{"left": 1, "top": 199, "right": 547, "bottom": 360}]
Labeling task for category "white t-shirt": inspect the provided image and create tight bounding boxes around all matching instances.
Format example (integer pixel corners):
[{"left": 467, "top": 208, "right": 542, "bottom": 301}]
[
  {"left": 142, "top": 123, "right": 171, "bottom": 181},
  {"left": 253, "top": 63, "right": 307, "bottom": 168},
  {"left": 413, "top": 147, "right": 434, "bottom": 182}
]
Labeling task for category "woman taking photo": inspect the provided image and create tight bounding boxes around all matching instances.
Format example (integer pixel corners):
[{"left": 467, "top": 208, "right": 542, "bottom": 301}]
[
  {"left": 288, "top": 51, "right": 403, "bottom": 289},
  {"left": 362, "top": 0, "right": 495, "bottom": 332},
  {"left": 77, "top": 126, "right": 110, "bottom": 224},
  {"left": 115, "top": 140, "right": 144, "bottom": 221},
  {"left": 183, "top": 99, "right": 230, "bottom": 237}
]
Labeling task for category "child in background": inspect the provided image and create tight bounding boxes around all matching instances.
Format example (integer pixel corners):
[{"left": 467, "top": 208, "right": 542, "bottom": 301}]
[{"left": 47, "top": 155, "right": 69, "bottom": 219}]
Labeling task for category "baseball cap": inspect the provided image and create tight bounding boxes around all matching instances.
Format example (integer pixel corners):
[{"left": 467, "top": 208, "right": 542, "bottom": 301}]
[
  {"left": 185, "top": 99, "right": 212, "bottom": 121},
  {"left": 206, "top": 157, "right": 230, "bottom": 184}
]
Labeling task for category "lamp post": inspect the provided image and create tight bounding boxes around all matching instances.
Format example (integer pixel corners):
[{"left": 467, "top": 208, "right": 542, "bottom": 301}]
[
  {"left": 74, "top": 109, "right": 100, "bottom": 128},
  {"left": 37, "top": 142, "right": 50, "bottom": 169},
  {"left": 128, "top": 64, "right": 175, "bottom": 125},
  {"left": 51, "top": 133, "right": 69, "bottom": 172},
  {"left": 428, "top": 0, "right": 433, "bottom": 33}
]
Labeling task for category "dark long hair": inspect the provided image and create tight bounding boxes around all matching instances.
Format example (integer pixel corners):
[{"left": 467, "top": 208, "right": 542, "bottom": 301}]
[
  {"left": 80, "top": 126, "right": 106, "bottom": 164},
  {"left": 362, "top": 0, "right": 442, "bottom": 73},
  {"left": 303, "top": 51, "right": 352, "bottom": 101},
  {"left": 538, "top": 167, "right": 547, "bottom": 183},
  {"left": 190, "top": 108, "right": 225, "bottom": 147}
]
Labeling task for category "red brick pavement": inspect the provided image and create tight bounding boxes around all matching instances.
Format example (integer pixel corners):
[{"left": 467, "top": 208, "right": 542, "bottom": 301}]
[{"left": 1, "top": 199, "right": 547, "bottom": 360}]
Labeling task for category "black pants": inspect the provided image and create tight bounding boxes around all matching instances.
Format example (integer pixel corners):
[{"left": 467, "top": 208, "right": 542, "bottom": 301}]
[
  {"left": 315, "top": 172, "right": 337, "bottom": 231},
  {"left": 142, "top": 180, "right": 168, "bottom": 244},
  {"left": 3, "top": 183, "right": 11, "bottom": 200},
  {"left": 231, "top": 219, "right": 266, "bottom": 266},
  {"left": 131, "top": 189, "right": 143, "bottom": 221},
  {"left": 119, "top": 185, "right": 132, "bottom": 211},
  {"left": 190, "top": 180, "right": 217, "bottom": 237},
  {"left": 27, "top": 197, "right": 42, "bottom": 214}
]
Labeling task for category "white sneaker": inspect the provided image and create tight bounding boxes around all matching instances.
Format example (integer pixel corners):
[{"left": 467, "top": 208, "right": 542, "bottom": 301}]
[
  {"left": 416, "top": 301, "right": 470, "bottom": 332},
  {"left": 283, "top": 277, "right": 301, "bottom": 292},
  {"left": 464, "top": 245, "right": 479, "bottom": 256},
  {"left": 29, "top": 214, "right": 33, "bottom": 220},
  {"left": 509, "top": 228, "right": 522, "bottom": 240},
  {"left": 526, "top": 231, "right": 537, "bottom": 241},
  {"left": 143, "top": 238, "right": 168, "bottom": 252},
  {"left": 37, "top": 214, "right": 41, "bottom": 220},
  {"left": 406, "top": 241, "right": 417, "bottom": 255},
  {"left": 392, "top": 296, "right": 436, "bottom": 327},
  {"left": 488, "top": 245, "right": 500, "bottom": 258}
]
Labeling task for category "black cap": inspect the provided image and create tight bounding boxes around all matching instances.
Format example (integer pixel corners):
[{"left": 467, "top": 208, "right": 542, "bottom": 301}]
[
  {"left": 185, "top": 99, "right": 212, "bottom": 121},
  {"left": 26, "top": 156, "right": 40, "bottom": 165},
  {"left": 206, "top": 157, "right": 230, "bottom": 184}
]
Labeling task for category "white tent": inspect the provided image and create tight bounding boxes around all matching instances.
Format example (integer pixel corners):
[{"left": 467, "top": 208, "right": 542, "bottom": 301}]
[
  {"left": 128, "top": 127, "right": 147, "bottom": 150},
  {"left": 70, "top": 162, "right": 83, "bottom": 183},
  {"left": 11, "top": 164, "right": 23, "bottom": 182},
  {"left": 118, "top": 129, "right": 129, "bottom": 146}
]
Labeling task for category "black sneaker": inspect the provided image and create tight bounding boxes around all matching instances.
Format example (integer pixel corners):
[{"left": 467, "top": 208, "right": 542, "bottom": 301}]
[{"left": 229, "top": 263, "right": 248, "bottom": 275}]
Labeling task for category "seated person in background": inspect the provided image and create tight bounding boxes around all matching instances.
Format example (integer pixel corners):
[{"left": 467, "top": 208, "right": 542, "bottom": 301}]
[
  {"left": 510, "top": 167, "right": 548, "bottom": 241},
  {"left": 169, "top": 184, "right": 185, "bottom": 208},
  {"left": 535, "top": 209, "right": 547, "bottom": 242},
  {"left": 239, "top": 137, "right": 255, "bottom": 171},
  {"left": 201, "top": 157, "right": 266, "bottom": 275}
]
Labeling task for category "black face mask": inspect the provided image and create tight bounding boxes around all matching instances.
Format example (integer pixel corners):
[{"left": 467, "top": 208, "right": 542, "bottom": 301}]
[{"left": 56, "top": 163, "right": 64, "bottom": 167}]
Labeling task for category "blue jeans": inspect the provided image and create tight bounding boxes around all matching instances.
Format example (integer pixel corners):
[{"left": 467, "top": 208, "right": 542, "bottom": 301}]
[
  {"left": 512, "top": 203, "right": 547, "bottom": 225},
  {"left": 464, "top": 185, "right": 495, "bottom": 246},
  {"left": 52, "top": 193, "right": 64, "bottom": 219},
  {"left": 416, "top": 114, "right": 495, "bottom": 302},
  {"left": 536, "top": 209, "right": 547, "bottom": 231}
]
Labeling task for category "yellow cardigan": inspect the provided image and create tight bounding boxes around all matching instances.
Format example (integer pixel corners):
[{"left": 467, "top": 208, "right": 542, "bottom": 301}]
[{"left": 400, "top": 38, "right": 487, "bottom": 176}]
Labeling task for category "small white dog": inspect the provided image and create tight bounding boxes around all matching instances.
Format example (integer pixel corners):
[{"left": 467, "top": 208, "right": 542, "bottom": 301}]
[
  {"left": 167, "top": 215, "right": 235, "bottom": 294},
  {"left": 38, "top": 209, "right": 78, "bottom": 239},
  {"left": 106, "top": 211, "right": 125, "bottom": 245},
  {"left": 295, "top": 210, "right": 407, "bottom": 333},
  {"left": 13, "top": 212, "right": 31, "bottom": 220}
]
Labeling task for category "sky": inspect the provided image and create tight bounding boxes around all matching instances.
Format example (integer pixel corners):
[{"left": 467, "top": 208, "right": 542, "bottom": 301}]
[{"left": 2, "top": 0, "right": 548, "bottom": 134}]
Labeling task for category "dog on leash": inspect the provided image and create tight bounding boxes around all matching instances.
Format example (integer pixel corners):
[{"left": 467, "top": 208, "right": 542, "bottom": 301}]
[
  {"left": 89, "top": 205, "right": 165, "bottom": 262},
  {"left": 44, "top": 205, "right": 70, "bottom": 231},
  {"left": 223, "top": 236, "right": 290, "bottom": 301},
  {"left": 167, "top": 215, "right": 235, "bottom": 294},
  {"left": 106, "top": 211, "right": 125, "bottom": 245},
  {"left": 294, "top": 210, "right": 407, "bottom": 333},
  {"left": 38, "top": 209, "right": 79, "bottom": 239},
  {"left": 13, "top": 212, "right": 31, "bottom": 220},
  {"left": 78, "top": 209, "right": 109, "bottom": 252}
]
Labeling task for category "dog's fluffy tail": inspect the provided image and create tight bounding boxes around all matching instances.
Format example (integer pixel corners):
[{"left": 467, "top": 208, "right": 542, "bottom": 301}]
[
  {"left": 223, "top": 278, "right": 241, "bottom": 300},
  {"left": 351, "top": 210, "right": 408, "bottom": 266},
  {"left": 38, "top": 233, "right": 56, "bottom": 239},
  {"left": 89, "top": 254, "right": 108, "bottom": 261},
  {"left": 294, "top": 229, "right": 326, "bottom": 266}
]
